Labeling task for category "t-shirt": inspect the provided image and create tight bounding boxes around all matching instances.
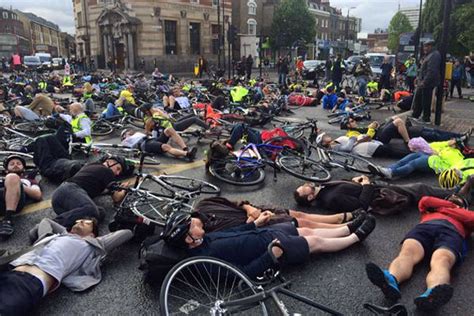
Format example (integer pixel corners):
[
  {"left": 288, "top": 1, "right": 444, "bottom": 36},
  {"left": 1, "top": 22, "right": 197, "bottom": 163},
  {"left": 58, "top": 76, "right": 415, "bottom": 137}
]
[
  {"left": 334, "top": 136, "right": 382, "bottom": 158},
  {"left": 122, "top": 132, "right": 146, "bottom": 148},
  {"left": 67, "top": 164, "right": 115, "bottom": 198}
]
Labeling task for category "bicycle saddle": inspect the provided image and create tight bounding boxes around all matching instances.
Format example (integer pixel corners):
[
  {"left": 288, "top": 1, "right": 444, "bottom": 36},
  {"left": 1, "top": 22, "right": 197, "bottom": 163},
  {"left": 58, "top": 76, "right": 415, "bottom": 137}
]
[{"left": 363, "top": 303, "right": 408, "bottom": 316}]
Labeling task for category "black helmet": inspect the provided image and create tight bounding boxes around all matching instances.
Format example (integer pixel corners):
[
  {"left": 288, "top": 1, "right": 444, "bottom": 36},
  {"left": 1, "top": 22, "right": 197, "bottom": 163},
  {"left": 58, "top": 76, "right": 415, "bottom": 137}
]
[
  {"left": 139, "top": 103, "right": 153, "bottom": 114},
  {"left": 340, "top": 116, "right": 351, "bottom": 130},
  {"left": 105, "top": 155, "right": 127, "bottom": 174},
  {"left": 3, "top": 154, "right": 26, "bottom": 170},
  {"left": 161, "top": 212, "right": 192, "bottom": 248}
]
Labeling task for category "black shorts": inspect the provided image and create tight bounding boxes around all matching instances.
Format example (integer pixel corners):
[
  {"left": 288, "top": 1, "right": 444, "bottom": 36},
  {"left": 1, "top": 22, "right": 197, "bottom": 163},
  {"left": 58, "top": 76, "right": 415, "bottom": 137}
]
[
  {"left": 375, "top": 121, "right": 399, "bottom": 144},
  {"left": 0, "top": 270, "right": 44, "bottom": 315},
  {"left": 268, "top": 223, "right": 309, "bottom": 265},
  {"left": 0, "top": 184, "right": 26, "bottom": 215},
  {"left": 142, "top": 139, "right": 165, "bottom": 154},
  {"left": 403, "top": 222, "right": 466, "bottom": 263}
]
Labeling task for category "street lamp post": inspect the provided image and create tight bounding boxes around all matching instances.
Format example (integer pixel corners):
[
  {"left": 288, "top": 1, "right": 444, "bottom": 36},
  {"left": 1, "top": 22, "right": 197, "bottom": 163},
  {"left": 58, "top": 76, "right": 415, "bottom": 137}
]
[
  {"left": 414, "top": 0, "right": 423, "bottom": 63},
  {"left": 346, "top": 7, "right": 356, "bottom": 58}
]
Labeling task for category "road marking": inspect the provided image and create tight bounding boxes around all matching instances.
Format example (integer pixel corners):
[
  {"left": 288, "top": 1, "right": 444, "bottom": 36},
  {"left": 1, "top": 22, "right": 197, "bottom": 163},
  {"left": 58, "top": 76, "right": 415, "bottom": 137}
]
[{"left": 16, "top": 159, "right": 206, "bottom": 216}]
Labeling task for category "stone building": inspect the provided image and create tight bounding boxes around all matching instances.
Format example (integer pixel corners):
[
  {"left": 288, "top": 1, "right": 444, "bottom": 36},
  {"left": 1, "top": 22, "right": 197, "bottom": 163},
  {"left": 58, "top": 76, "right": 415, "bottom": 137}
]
[
  {"left": 73, "top": 0, "right": 232, "bottom": 72},
  {"left": 0, "top": 7, "right": 31, "bottom": 58}
]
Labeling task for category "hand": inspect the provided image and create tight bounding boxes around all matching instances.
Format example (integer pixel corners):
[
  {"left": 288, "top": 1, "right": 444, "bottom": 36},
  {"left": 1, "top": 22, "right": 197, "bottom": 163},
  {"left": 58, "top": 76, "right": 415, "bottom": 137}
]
[
  {"left": 243, "top": 204, "right": 261, "bottom": 220},
  {"left": 271, "top": 239, "right": 284, "bottom": 258},
  {"left": 357, "top": 135, "right": 371, "bottom": 143},
  {"left": 368, "top": 121, "right": 379, "bottom": 129},
  {"left": 254, "top": 211, "right": 274, "bottom": 227},
  {"left": 352, "top": 175, "right": 370, "bottom": 185}
]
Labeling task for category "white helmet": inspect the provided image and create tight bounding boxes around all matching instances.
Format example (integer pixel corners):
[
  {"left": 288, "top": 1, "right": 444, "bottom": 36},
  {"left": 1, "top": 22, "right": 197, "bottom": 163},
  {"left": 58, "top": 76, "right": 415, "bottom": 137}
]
[
  {"left": 316, "top": 132, "right": 326, "bottom": 146},
  {"left": 0, "top": 114, "right": 11, "bottom": 126}
]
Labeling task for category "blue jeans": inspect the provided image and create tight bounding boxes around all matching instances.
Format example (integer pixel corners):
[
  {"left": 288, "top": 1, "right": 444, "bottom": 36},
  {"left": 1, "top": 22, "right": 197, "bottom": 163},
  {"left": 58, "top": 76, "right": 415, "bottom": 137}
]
[
  {"left": 279, "top": 73, "right": 287, "bottom": 85},
  {"left": 388, "top": 152, "right": 432, "bottom": 178},
  {"left": 419, "top": 127, "right": 461, "bottom": 142},
  {"left": 228, "top": 123, "right": 261, "bottom": 147},
  {"left": 357, "top": 77, "right": 368, "bottom": 97},
  {"left": 101, "top": 103, "right": 121, "bottom": 119}
]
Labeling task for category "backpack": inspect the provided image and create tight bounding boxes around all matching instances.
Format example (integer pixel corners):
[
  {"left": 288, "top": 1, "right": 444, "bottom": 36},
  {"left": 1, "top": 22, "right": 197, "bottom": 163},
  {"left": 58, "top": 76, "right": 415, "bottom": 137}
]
[{"left": 138, "top": 235, "right": 188, "bottom": 285}]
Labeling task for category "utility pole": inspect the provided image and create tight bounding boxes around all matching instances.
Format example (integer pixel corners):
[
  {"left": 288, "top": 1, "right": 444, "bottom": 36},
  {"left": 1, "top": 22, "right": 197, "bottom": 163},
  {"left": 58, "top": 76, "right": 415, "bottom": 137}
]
[
  {"left": 413, "top": 0, "right": 423, "bottom": 63},
  {"left": 435, "top": 0, "right": 452, "bottom": 126},
  {"left": 228, "top": 22, "right": 231, "bottom": 80},
  {"left": 217, "top": 0, "right": 221, "bottom": 70},
  {"left": 222, "top": 0, "right": 226, "bottom": 75}
]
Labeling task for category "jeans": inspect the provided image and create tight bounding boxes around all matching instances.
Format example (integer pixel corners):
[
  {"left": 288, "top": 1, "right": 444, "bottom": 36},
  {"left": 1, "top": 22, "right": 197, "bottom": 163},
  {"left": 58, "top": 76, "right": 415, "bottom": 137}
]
[
  {"left": 412, "top": 86, "right": 434, "bottom": 122},
  {"left": 357, "top": 76, "right": 368, "bottom": 97},
  {"left": 16, "top": 106, "right": 40, "bottom": 121},
  {"left": 101, "top": 103, "right": 121, "bottom": 119},
  {"left": 450, "top": 79, "right": 462, "bottom": 98},
  {"left": 84, "top": 99, "right": 95, "bottom": 113},
  {"left": 52, "top": 182, "right": 99, "bottom": 229},
  {"left": 228, "top": 123, "right": 261, "bottom": 147},
  {"left": 278, "top": 73, "right": 287, "bottom": 85},
  {"left": 388, "top": 152, "right": 432, "bottom": 178},
  {"left": 419, "top": 127, "right": 461, "bottom": 142}
]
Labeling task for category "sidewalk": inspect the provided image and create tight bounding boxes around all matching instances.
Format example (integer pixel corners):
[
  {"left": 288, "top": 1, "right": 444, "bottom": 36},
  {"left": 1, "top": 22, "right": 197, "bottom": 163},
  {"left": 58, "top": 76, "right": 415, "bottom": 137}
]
[{"left": 439, "top": 88, "right": 474, "bottom": 134}]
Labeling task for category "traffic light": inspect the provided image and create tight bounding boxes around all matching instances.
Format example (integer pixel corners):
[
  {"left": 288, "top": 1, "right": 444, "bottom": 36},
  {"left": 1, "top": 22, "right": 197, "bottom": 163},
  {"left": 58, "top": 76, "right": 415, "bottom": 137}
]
[{"left": 227, "top": 25, "right": 238, "bottom": 44}]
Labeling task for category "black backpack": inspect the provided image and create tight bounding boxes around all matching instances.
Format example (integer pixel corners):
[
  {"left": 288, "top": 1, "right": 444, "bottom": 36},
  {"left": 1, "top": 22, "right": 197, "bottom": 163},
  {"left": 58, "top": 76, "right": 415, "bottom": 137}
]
[{"left": 138, "top": 235, "right": 188, "bottom": 285}]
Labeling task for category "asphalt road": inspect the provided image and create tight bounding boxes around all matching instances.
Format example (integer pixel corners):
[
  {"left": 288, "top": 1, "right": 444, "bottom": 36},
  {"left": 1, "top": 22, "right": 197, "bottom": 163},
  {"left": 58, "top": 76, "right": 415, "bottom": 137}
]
[{"left": 3, "top": 98, "right": 474, "bottom": 316}]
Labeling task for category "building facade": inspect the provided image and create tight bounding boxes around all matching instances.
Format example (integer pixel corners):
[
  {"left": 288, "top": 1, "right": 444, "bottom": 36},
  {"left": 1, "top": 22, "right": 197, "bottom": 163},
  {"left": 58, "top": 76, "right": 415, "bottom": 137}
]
[
  {"left": 232, "top": 0, "right": 264, "bottom": 61},
  {"left": 73, "top": 0, "right": 232, "bottom": 72},
  {"left": 0, "top": 7, "right": 31, "bottom": 58},
  {"left": 399, "top": 6, "right": 420, "bottom": 30}
]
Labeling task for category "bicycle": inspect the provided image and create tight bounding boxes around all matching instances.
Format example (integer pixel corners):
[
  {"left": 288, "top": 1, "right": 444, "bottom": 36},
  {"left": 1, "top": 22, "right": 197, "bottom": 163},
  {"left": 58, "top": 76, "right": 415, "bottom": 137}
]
[
  {"left": 159, "top": 245, "right": 408, "bottom": 315},
  {"left": 0, "top": 126, "right": 35, "bottom": 151},
  {"left": 327, "top": 104, "right": 372, "bottom": 125},
  {"left": 91, "top": 114, "right": 144, "bottom": 137}
]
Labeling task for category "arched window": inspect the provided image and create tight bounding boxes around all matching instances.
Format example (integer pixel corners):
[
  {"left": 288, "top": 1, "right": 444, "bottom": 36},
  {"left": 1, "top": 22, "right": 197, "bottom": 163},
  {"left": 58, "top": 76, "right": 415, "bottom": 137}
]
[
  {"left": 247, "top": 18, "right": 257, "bottom": 36},
  {"left": 248, "top": 1, "right": 257, "bottom": 15}
]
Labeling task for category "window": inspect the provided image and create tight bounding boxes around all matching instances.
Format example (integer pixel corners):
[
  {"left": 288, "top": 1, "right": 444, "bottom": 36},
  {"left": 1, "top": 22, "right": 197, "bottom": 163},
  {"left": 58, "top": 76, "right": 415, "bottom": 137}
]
[
  {"left": 248, "top": 1, "right": 257, "bottom": 15},
  {"left": 2, "top": 12, "right": 8, "bottom": 19},
  {"left": 211, "top": 24, "right": 219, "bottom": 55},
  {"left": 247, "top": 19, "right": 257, "bottom": 36},
  {"left": 189, "top": 22, "right": 201, "bottom": 55},
  {"left": 212, "top": 0, "right": 218, "bottom": 6},
  {"left": 165, "top": 20, "right": 177, "bottom": 55},
  {"left": 190, "top": 0, "right": 199, "bottom": 3},
  {"left": 77, "top": 12, "right": 83, "bottom": 27}
]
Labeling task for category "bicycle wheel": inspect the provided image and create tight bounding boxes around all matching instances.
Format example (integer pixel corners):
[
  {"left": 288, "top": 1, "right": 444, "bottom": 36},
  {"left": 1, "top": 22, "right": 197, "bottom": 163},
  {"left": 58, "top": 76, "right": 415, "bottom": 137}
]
[
  {"left": 326, "top": 150, "right": 375, "bottom": 174},
  {"left": 91, "top": 120, "right": 114, "bottom": 136},
  {"left": 124, "top": 115, "right": 144, "bottom": 128},
  {"left": 91, "top": 144, "right": 161, "bottom": 165},
  {"left": 158, "top": 175, "right": 221, "bottom": 195},
  {"left": 160, "top": 256, "right": 267, "bottom": 316},
  {"left": 13, "top": 122, "right": 53, "bottom": 136},
  {"left": 278, "top": 153, "right": 331, "bottom": 182},
  {"left": 131, "top": 192, "right": 193, "bottom": 226},
  {"left": 328, "top": 116, "right": 343, "bottom": 125},
  {"left": 208, "top": 158, "right": 266, "bottom": 186}
]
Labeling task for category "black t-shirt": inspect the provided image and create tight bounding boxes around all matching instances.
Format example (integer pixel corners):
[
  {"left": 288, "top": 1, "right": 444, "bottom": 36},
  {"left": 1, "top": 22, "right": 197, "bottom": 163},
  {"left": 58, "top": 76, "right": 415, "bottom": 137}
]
[
  {"left": 67, "top": 163, "right": 115, "bottom": 198},
  {"left": 316, "top": 182, "right": 375, "bottom": 212}
]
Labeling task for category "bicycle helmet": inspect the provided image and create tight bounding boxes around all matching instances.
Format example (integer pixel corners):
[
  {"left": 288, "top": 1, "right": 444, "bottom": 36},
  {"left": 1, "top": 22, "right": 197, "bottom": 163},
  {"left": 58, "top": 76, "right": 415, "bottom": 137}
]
[
  {"left": 315, "top": 132, "right": 327, "bottom": 146},
  {"left": 340, "top": 116, "right": 351, "bottom": 130},
  {"left": 3, "top": 154, "right": 26, "bottom": 170},
  {"left": 120, "top": 128, "right": 131, "bottom": 140},
  {"left": 0, "top": 114, "right": 11, "bottom": 126},
  {"left": 105, "top": 155, "right": 127, "bottom": 174},
  {"left": 161, "top": 212, "right": 192, "bottom": 248},
  {"left": 139, "top": 102, "right": 153, "bottom": 113},
  {"left": 438, "top": 168, "right": 462, "bottom": 189}
]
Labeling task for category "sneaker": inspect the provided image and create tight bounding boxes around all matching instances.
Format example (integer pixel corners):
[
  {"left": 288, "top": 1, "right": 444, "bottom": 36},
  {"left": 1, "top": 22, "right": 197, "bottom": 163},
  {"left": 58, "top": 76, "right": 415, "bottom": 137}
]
[
  {"left": 354, "top": 214, "right": 376, "bottom": 241},
  {"left": 0, "top": 220, "right": 14, "bottom": 240},
  {"left": 366, "top": 262, "right": 401, "bottom": 301},
  {"left": 347, "top": 212, "right": 367, "bottom": 233},
  {"left": 351, "top": 208, "right": 367, "bottom": 220},
  {"left": 186, "top": 147, "right": 197, "bottom": 161},
  {"left": 414, "top": 284, "right": 453, "bottom": 311},
  {"left": 368, "top": 165, "right": 392, "bottom": 179}
]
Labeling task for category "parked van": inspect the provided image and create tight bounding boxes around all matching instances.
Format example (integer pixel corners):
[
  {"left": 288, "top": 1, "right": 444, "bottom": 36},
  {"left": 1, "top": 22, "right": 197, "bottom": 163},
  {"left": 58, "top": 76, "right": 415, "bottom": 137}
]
[
  {"left": 35, "top": 53, "right": 52, "bottom": 69},
  {"left": 23, "top": 56, "right": 42, "bottom": 69}
]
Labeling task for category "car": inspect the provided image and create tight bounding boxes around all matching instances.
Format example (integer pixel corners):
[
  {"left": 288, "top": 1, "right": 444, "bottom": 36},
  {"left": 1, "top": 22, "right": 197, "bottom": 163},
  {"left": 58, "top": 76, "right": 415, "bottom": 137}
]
[
  {"left": 23, "top": 56, "right": 42, "bottom": 69},
  {"left": 52, "top": 57, "right": 63, "bottom": 69},
  {"left": 302, "top": 60, "right": 326, "bottom": 80},
  {"left": 35, "top": 53, "right": 52, "bottom": 69},
  {"left": 345, "top": 55, "right": 363, "bottom": 73},
  {"left": 365, "top": 53, "right": 386, "bottom": 76}
]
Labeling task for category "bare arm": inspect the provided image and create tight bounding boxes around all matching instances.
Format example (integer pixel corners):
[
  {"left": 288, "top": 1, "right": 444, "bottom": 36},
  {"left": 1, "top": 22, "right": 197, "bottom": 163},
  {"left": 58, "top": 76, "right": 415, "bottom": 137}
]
[{"left": 23, "top": 184, "right": 42, "bottom": 201}]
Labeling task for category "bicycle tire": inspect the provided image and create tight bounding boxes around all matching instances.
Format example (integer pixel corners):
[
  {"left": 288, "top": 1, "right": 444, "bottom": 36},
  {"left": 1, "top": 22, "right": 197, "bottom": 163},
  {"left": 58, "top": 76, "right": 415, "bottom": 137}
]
[
  {"left": 91, "top": 144, "right": 161, "bottom": 165},
  {"left": 13, "top": 122, "right": 54, "bottom": 136},
  {"left": 278, "top": 154, "right": 331, "bottom": 182},
  {"left": 158, "top": 175, "right": 221, "bottom": 195},
  {"left": 125, "top": 115, "right": 144, "bottom": 128},
  {"left": 131, "top": 193, "right": 193, "bottom": 226},
  {"left": 91, "top": 120, "right": 114, "bottom": 136},
  {"left": 208, "top": 158, "right": 266, "bottom": 186},
  {"left": 326, "top": 150, "right": 375, "bottom": 174},
  {"left": 328, "top": 116, "right": 344, "bottom": 125},
  {"left": 160, "top": 256, "right": 267, "bottom": 316}
]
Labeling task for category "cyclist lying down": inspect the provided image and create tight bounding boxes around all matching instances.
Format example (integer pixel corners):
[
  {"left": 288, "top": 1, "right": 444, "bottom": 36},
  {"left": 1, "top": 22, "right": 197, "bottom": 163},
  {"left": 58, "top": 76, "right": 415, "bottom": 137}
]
[{"left": 162, "top": 209, "right": 376, "bottom": 279}]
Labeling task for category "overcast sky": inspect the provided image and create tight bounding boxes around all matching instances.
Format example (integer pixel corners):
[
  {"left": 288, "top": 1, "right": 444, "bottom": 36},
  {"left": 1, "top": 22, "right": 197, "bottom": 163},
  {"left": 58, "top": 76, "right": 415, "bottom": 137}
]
[{"left": 0, "top": 0, "right": 423, "bottom": 35}]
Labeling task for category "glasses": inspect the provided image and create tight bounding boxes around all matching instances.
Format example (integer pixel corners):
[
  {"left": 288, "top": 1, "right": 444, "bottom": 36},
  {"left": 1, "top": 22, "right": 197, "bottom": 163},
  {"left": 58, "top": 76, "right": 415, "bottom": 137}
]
[{"left": 75, "top": 219, "right": 94, "bottom": 225}]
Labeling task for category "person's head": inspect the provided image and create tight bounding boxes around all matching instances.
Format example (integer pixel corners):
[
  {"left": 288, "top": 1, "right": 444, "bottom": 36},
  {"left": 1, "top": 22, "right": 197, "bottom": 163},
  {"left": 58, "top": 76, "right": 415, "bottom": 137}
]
[
  {"left": 316, "top": 132, "right": 333, "bottom": 148},
  {"left": 340, "top": 116, "right": 357, "bottom": 130},
  {"left": 120, "top": 128, "right": 135, "bottom": 141},
  {"left": 69, "top": 102, "right": 84, "bottom": 116},
  {"left": 447, "top": 194, "right": 469, "bottom": 209},
  {"left": 454, "top": 60, "right": 460, "bottom": 66},
  {"left": 362, "top": 57, "right": 369, "bottom": 64},
  {"left": 70, "top": 217, "right": 99, "bottom": 238},
  {"left": 438, "top": 168, "right": 462, "bottom": 189},
  {"left": 3, "top": 155, "right": 26, "bottom": 175},
  {"left": 139, "top": 102, "right": 153, "bottom": 115},
  {"left": 172, "top": 87, "right": 181, "bottom": 96},
  {"left": 384, "top": 56, "right": 390, "bottom": 63},
  {"left": 103, "top": 156, "right": 125, "bottom": 177},
  {"left": 423, "top": 40, "right": 435, "bottom": 55},
  {"left": 127, "top": 84, "right": 134, "bottom": 92},
  {"left": 162, "top": 212, "right": 203, "bottom": 249},
  {"left": 294, "top": 182, "right": 322, "bottom": 206},
  {"left": 83, "top": 82, "right": 93, "bottom": 93},
  {"left": 327, "top": 85, "right": 335, "bottom": 94}
]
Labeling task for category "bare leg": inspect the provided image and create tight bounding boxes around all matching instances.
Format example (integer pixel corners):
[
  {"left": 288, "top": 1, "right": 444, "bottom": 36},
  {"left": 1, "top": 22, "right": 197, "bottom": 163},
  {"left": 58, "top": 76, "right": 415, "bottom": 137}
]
[
  {"left": 289, "top": 210, "right": 346, "bottom": 224},
  {"left": 163, "top": 96, "right": 169, "bottom": 108},
  {"left": 295, "top": 218, "right": 345, "bottom": 229},
  {"left": 297, "top": 226, "right": 350, "bottom": 238},
  {"left": 4, "top": 174, "right": 21, "bottom": 211},
  {"left": 169, "top": 96, "right": 176, "bottom": 110},
  {"left": 393, "top": 117, "right": 410, "bottom": 143},
  {"left": 13, "top": 106, "right": 23, "bottom": 118},
  {"left": 161, "top": 144, "right": 187, "bottom": 158},
  {"left": 164, "top": 128, "right": 187, "bottom": 149},
  {"left": 304, "top": 234, "right": 359, "bottom": 254},
  {"left": 388, "top": 238, "right": 425, "bottom": 284},
  {"left": 426, "top": 248, "right": 456, "bottom": 288}
]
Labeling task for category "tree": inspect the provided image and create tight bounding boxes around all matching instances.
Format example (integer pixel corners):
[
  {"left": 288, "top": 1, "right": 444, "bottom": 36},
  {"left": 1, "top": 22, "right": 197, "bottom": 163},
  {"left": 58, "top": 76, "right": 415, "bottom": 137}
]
[
  {"left": 387, "top": 12, "right": 413, "bottom": 53},
  {"left": 270, "top": 0, "right": 316, "bottom": 50}
]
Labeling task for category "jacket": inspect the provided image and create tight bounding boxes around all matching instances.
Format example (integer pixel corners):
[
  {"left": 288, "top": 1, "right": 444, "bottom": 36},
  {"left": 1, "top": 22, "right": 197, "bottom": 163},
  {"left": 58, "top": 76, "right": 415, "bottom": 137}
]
[
  {"left": 428, "top": 141, "right": 474, "bottom": 182},
  {"left": 14, "top": 218, "right": 132, "bottom": 292},
  {"left": 419, "top": 50, "right": 441, "bottom": 88},
  {"left": 418, "top": 196, "right": 474, "bottom": 238}
]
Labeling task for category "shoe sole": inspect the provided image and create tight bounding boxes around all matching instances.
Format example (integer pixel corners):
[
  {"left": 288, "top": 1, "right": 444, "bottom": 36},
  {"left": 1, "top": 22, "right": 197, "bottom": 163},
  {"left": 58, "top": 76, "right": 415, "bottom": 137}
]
[
  {"left": 366, "top": 263, "right": 401, "bottom": 301},
  {"left": 414, "top": 284, "right": 453, "bottom": 311}
]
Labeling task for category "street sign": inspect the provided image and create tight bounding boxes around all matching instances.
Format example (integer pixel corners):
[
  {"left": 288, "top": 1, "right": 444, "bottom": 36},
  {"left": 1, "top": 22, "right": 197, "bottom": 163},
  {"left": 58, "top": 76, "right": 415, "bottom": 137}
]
[{"left": 404, "top": 45, "right": 415, "bottom": 52}]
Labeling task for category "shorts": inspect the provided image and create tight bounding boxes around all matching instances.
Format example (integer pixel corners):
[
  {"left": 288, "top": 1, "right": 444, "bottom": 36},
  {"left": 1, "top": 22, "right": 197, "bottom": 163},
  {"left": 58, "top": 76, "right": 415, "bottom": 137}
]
[
  {"left": 267, "top": 223, "right": 309, "bottom": 265},
  {"left": 15, "top": 106, "right": 40, "bottom": 121},
  {"left": 375, "top": 121, "right": 398, "bottom": 144},
  {"left": 0, "top": 270, "right": 44, "bottom": 315},
  {"left": 142, "top": 139, "right": 165, "bottom": 154},
  {"left": 403, "top": 222, "right": 466, "bottom": 263},
  {"left": 0, "top": 184, "right": 26, "bottom": 215}
]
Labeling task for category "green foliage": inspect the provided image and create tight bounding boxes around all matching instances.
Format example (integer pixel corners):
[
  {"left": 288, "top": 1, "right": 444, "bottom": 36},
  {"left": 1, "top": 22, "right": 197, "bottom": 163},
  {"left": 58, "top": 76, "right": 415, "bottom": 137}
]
[
  {"left": 387, "top": 12, "right": 414, "bottom": 53},
  {"left": 422, "top": 0, "right": 474, "bottom": 57},
  {"left": 270, "top": 0, "right": 316, "bottom": 49}
]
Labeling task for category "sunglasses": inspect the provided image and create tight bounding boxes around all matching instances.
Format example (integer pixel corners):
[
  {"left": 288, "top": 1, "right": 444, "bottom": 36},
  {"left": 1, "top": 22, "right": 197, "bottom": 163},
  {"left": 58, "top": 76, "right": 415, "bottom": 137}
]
[{"left": 75, "top": 219, "right": 94, "bottom": 225}]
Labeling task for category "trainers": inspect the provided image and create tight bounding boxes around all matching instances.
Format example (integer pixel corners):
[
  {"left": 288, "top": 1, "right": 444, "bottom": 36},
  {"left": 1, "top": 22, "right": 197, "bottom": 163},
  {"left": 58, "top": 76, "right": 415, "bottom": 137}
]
[
  {"left": 347, "top": 212, "right": 367, "bottom": 233},
  {"left": 414, "top": 284, "right": 453, "bottom": 311},
  {"left": 186, "top": 147, "right": 197, "bottom": 161},
  {"left": 368, "top": 165, "right": 392, "bottom": 179},
  {"left": 366, "top": 262, "right": 401, "bottom": 301},
  {"left": 354, "top": 214, "right": 376, "bottom": 241},
  {"left": 0, "top": 220, "right": 14, "bottom": 240}
]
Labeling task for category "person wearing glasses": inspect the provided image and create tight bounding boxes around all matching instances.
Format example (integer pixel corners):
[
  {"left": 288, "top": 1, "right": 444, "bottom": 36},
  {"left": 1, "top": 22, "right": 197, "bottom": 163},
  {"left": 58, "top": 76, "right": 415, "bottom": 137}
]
[{"left": 0, "top": 218, "right": 132, "bottom": 315}]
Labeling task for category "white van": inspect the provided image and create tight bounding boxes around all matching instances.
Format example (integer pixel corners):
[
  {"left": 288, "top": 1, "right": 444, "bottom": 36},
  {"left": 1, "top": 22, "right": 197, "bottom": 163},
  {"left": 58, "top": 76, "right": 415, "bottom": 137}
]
[{"left": 35, "top": 53, "right": 52, "bottom": 69}]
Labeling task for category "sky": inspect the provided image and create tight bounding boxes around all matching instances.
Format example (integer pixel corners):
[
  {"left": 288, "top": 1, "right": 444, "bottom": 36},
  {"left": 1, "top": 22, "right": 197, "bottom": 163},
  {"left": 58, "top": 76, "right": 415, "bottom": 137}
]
[{"left": 0, "top": 0, "right": 423, "bottom": 35}]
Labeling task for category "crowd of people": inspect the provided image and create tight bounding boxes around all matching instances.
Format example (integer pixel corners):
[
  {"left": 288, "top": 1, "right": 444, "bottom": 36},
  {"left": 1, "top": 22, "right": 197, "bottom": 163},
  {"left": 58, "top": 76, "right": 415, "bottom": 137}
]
[{"left": 0, "top": 40, "right": 473, "bottom": 315}]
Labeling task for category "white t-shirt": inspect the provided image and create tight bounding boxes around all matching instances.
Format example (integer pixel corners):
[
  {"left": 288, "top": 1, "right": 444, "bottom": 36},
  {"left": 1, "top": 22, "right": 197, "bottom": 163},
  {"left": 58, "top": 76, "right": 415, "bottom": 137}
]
[
  {"left": 122, "top": 132, "right": 146, "bottom": 148},
  {"left": 334, "top": 136, "right": 382, "bottom": 158}
]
